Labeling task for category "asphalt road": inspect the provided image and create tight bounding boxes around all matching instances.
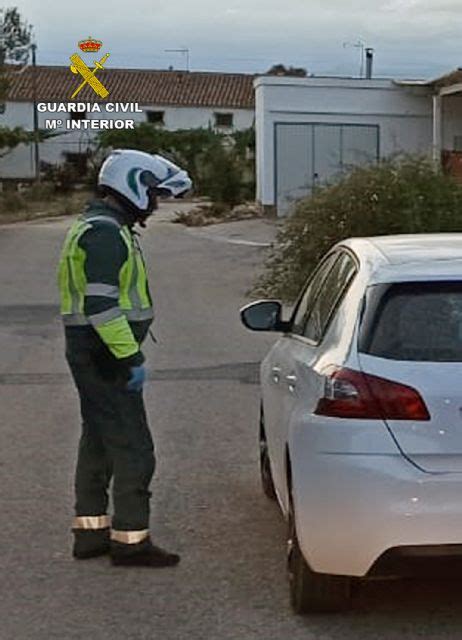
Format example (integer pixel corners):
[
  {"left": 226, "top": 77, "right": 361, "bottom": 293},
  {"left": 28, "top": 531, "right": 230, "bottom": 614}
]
[{"left": 2, "top": 205, "right": 462, "bottom": 640}]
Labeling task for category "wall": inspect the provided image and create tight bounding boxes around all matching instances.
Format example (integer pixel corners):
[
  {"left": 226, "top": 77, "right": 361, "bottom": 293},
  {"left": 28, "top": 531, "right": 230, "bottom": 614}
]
[
  {"left": 441, "top": 95, "right": 462, "bottom": 150},
  {"left": 254, "top": 76, "right": 433, "bottom": 207},
  {"left": 0, "top": 102, "right": 255, "bottom": 179},
  {"left": 0, "top": 102, "right": 35, "bottom": 178},
  {"left": 146, "top": 106, "right": 254, "bottom": 131}
]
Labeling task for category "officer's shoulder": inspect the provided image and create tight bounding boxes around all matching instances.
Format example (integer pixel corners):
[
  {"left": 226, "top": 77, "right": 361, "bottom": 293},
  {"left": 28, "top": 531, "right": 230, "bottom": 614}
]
[
  {"left": 79, "top": 214, "right": 125, "bottom": 250},
  {"left": 80, "top": 202, "right": 121, "bottom": 232}
]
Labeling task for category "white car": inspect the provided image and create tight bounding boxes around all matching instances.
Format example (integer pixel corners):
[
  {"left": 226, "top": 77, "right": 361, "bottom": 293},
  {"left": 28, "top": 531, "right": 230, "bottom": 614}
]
[{"left": 241, "top": 234, "right": 462, "bottom": 613}]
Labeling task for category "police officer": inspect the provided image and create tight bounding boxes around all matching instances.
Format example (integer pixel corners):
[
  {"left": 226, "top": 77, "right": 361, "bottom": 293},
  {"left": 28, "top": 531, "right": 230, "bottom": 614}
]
[{"left": 58, "top": 149, "right": 191, "bottom": 567}]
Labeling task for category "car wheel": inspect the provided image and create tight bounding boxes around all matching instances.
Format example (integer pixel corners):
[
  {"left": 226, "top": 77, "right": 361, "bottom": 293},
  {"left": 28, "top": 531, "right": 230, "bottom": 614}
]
[
  {"left": 259, "top": 408, "right": 277, "bottom": 501},
  {"left": 287, "top": 494, "right": 352, "bottom": 613}
]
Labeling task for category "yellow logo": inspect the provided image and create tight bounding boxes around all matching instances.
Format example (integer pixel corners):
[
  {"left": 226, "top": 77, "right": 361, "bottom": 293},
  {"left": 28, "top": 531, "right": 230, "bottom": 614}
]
[{"left": 69, "top": 37, "right": 110, "bottom": 100}]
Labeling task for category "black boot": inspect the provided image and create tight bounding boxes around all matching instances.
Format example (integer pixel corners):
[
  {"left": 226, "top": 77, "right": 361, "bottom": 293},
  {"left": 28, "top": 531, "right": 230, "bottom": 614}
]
[
  {"left": 110, "top": 537, "right": 180, "bottom": 567},
  {"left": 73, "top": 528, "right": 110, "bottom": 559}
]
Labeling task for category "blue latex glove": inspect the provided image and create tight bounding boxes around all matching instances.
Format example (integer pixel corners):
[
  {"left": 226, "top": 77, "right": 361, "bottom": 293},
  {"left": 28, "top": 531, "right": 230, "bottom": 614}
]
[{"left": 126, "top": 365, "right": 146, "bottom": 392}]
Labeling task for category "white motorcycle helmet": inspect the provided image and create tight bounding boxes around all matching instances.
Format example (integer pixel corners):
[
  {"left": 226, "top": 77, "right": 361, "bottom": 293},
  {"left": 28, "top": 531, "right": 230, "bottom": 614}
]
[{"left": 98, "top": 149, "right": 192, "bottom": 218}]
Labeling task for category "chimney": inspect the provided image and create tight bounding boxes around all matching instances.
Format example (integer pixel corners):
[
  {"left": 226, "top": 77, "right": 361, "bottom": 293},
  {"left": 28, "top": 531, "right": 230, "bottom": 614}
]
[{"left": 365, "top": 48, "right": 374, "bottom": 79}]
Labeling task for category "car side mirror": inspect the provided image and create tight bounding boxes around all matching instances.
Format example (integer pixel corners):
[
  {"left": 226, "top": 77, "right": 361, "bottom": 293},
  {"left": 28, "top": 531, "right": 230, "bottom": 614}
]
[{"left": 240, "top": 300, "right": 287, "bottom": 332}]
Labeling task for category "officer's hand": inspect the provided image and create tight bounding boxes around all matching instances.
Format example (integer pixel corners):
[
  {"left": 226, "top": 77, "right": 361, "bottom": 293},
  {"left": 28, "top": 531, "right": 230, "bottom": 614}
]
[{"left": 126, "top": 365, "right": 146, "bottom": 393}]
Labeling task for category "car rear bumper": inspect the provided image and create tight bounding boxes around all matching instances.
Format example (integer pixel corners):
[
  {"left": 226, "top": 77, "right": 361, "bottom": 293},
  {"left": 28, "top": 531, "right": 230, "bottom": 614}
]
[
  {"left": 291, "top": 452, "right": 462, "bottom": 577},
  {"left": 368, "top": 544, "right": 462, "bottom": 578}
]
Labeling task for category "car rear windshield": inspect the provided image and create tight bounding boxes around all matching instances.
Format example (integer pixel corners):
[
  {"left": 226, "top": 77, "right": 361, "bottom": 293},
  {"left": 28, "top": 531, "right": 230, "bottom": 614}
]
[{"left": 359, "top": 281, "right": 462, "bottom": 362}]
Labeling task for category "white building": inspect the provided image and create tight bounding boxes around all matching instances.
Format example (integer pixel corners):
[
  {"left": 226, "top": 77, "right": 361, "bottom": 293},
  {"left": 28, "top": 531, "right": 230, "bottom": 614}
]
[
  {"left": 255, "top": 72, "right": 462, "bottom": 215},
  {"left": 0, "top": 65, "right": 255, "bottom": 180}
]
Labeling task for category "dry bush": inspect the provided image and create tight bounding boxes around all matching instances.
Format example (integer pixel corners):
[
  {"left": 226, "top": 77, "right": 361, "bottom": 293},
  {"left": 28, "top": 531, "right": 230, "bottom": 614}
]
[{"left": 254, "top": 156, "right": 462, "bottom": 301}]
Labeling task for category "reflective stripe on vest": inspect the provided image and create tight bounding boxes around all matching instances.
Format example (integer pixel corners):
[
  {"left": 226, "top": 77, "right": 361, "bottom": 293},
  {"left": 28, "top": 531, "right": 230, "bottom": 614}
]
[
  {"left": 62, "top": 307, "right": 154, "bottom": 326},
  {"left": 58, "top": 214, "right": 154, "bottom": 325},
  {"left": 58, "top": 219, "right": 92, "bottom": 316}
]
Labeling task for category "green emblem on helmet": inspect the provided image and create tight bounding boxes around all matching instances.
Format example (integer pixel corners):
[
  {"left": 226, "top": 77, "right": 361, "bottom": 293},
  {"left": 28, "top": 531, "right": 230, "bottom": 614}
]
[{"left": 127, "top": 168, "right": 141, "bottom": 198}]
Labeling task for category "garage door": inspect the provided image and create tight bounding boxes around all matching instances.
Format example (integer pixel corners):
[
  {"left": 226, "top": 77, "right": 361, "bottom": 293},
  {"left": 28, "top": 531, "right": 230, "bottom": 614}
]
[{"left": 275, "top": 123, "right": 379, "bottom": 216}]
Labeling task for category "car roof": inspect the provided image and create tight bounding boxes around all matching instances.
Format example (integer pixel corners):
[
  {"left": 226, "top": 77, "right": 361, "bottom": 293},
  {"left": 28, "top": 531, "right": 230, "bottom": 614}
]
[{"left": 339, "top": 234, "right": 462, "bottom": 283}]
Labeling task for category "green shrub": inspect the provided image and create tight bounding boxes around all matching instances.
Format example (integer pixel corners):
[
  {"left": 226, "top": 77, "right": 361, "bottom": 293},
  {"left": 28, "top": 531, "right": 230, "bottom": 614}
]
[
  {"left": 97, "top": 124, "right": 256, "bottom": 205},
  {"left": 255, "top": 156, "right": 462, "bottom": 301},
  {"left": 200, "top": 143, "right": 243, "bottom": 208}
]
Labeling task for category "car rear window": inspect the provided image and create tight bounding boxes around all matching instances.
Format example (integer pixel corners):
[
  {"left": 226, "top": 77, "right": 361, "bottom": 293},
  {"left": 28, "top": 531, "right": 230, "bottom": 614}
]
[{"left": 359, "top": 282, "right": 462, "bottom": 362}]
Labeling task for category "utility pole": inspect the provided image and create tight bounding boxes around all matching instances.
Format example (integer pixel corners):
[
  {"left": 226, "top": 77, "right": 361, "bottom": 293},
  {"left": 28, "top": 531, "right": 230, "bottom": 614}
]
[{"left": 31, "top": 42, "right": 39, "bottom": 182}]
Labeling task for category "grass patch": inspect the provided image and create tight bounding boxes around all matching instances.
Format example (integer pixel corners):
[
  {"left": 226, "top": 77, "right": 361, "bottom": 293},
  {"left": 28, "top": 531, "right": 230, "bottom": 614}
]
[{"left": 0, "top": 185, "right": 92, "bottom": 224}]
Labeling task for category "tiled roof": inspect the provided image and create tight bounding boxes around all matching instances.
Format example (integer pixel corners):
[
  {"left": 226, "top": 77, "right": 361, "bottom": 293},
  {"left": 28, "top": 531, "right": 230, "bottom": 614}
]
[
  {"left": 430, "top": 68, "right": 462, "bottom": 90},
  {"left": 6, "top": 65, "right": 256, "bottom": 109}
]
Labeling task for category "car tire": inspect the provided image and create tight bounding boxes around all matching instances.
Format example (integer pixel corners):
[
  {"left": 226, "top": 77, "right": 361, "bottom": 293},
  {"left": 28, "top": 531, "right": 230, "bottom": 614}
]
[
  {"left": 259, "top": 408, "right": 277, "bottom": 501},
  {"left": 287, "top": 494, "right": 352, "bottom": 613}
]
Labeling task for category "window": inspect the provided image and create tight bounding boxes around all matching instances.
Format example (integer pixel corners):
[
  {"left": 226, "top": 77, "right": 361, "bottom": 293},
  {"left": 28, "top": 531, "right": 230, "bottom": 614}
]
[
  {"left": 146, "top": 110, "right": 165, "bottom": 125},
  {"left": 291, "top": 253, "right": 338, "bottom": 335},
  {"left": 359, "top": 282, "right": 462, "bottom": 362},
  {"left": 303, "top": 253, "right": 357, "bottom": 343},
  {"left": 70, "top": 111, "right": 86, "bottom": 122},
  {"left": 215, "top": 112, "right": 233, "bottom": 128}
]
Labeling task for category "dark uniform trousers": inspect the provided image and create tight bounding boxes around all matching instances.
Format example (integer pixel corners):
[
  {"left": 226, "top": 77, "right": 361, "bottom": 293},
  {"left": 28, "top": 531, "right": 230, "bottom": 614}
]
[{"left": 66, "top": 347, "right": 155, "bottom": 532}]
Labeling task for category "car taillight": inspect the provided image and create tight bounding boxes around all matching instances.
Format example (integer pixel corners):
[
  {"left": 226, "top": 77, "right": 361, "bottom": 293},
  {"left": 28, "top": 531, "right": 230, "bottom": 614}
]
[{"left": 314, "top": 367, "right": 430, "bottom": 421}]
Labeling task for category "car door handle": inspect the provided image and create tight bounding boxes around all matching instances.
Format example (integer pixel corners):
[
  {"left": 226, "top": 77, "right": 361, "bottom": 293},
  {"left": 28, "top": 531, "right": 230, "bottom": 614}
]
[
  {"left": 286, "top": 374, "right": 297, "bottom": 392},
  {"left": 271, "top": 366, "right": 282, "bottom": 383}
]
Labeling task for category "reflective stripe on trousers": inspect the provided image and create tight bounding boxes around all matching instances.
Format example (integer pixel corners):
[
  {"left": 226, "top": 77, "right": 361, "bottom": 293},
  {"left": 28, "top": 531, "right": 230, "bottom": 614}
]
[
  {"left": 73, "top": 515, "right": 111, "bottom": 530},
  {"left": 111, "top": 530, "right": 150, "bottom": 544}
]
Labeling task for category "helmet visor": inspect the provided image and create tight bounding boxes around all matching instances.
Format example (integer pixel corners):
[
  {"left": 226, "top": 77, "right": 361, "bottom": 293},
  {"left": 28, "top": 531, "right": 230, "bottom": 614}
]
[
  {"left": 140, "top": 170, "right": 160, "bottom": 213},
  {"left": 140, "top": 170, "right": 161, "bottom": 188}
]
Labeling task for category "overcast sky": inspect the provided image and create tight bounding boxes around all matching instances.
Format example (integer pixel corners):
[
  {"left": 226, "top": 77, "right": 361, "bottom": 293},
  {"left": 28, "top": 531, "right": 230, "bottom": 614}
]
[{"left": 12, "top": 0, "right": 462, "bottom": 78}]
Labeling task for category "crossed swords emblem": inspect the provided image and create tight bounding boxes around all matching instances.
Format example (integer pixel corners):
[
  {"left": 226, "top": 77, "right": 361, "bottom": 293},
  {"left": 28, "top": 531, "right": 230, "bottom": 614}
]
[{"left": 69, "top": 52, "right": 110, "bottom": 99}]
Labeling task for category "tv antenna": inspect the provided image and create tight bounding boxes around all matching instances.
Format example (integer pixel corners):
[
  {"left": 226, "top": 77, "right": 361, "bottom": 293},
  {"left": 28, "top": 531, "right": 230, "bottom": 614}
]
[
  {"left": 165, "top": 48, "right": 190, "bottom": 72},
  {"left": 343, "top": 39, "right": 365, "bottom": 77}
]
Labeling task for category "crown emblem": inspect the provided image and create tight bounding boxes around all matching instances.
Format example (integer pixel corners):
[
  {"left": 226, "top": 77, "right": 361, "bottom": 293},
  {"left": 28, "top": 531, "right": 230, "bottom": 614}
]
[{"left": 78, "top": 37, "right": 102, "bottom": 53}]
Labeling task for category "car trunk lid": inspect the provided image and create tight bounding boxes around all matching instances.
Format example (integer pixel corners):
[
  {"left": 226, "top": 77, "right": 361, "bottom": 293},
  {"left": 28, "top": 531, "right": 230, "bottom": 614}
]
[
  {"left": 359, "top": 355, "right": 462, "bottom": 473},
  {"left": 358, "top": 280, "right": 462, "bottom": 473}
]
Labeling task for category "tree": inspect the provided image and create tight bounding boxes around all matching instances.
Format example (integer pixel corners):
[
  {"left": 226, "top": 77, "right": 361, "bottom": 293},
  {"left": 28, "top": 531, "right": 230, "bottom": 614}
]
[
  {"left": 0, "top": 7, "right": 32, "bottom": 98},
  {"left": 0, "top": 8, "right": 33, "bottom": 154},
  {"left": 0, "top": 8, "right": 32, "bottom": 62},
  {"left": 266, "top": 64, "right": 308, "bottom": 77}
]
